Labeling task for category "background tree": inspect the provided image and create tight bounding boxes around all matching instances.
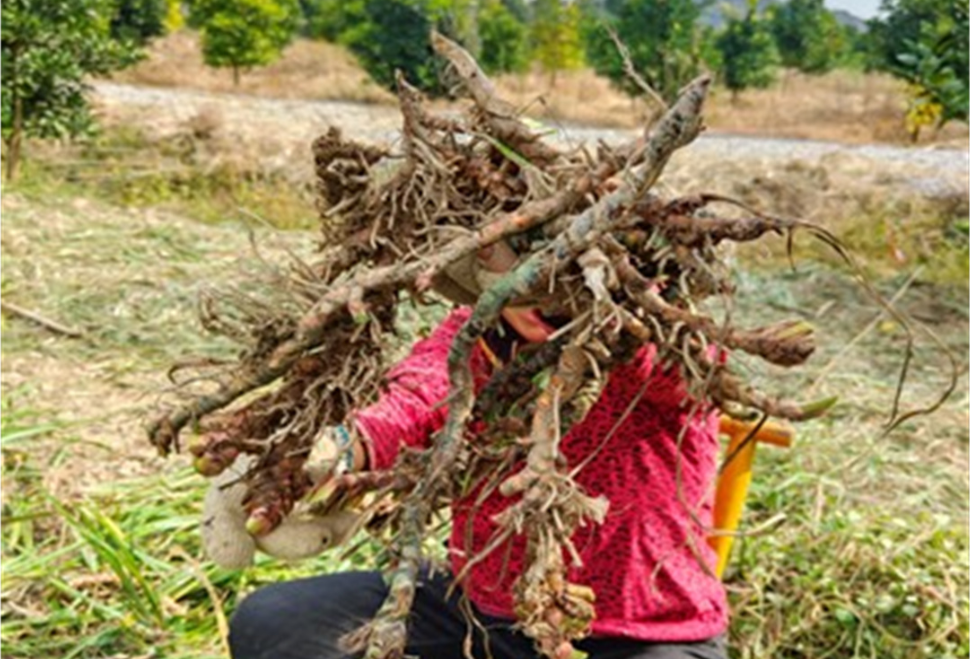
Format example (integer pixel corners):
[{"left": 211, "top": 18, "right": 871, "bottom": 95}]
[
  {"left": 499, "top": 0, "right": 529, "bottom": 23},
  {"left": 478, "top": 0, "right": 530, "bottom": 75},
  {"left": 1, "top": 0, "right": 140, "bottom": 182},
  {"left": 767, "top": 0, "right": 845, "bottom": 74},
  {"left": 163, "top": 0, "right": 185, "bottom": 32},
  {"left": 301, "top": 0, "right": 353, "bottom": 40},
  {"left": 891, "top": 0, "right": 968, "bottom": 138},
  {"left": 833, "top": 22, "right": 868, "bottom": 70},
  {"left": 715, "top": 1, "right": 780, "bottom": 101},
  {"left": 580, "top": 0, "right": 707, "bottom": 103},
  {"left": 530, "top": 0, "right": 584, "bottom": 83},
  {"left": 333, "top": 0, "right": 444, "bottom": 95},
  {"left": 863, "top": 0, "right": 944, "bottom": 72},
  {"left": 440, "top": 0, "right": 481, "bottom": 60},
  {"left": 110, "top": 0, "right": 169, "bottom": 44},
  {"left": 304, "top": 0, "right": 496, "bottom": 96},
  {"left": 191, "top": 0, "right": 300, "bottom": 85}
]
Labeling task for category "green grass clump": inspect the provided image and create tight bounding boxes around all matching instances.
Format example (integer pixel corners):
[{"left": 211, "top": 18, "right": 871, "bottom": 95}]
[
  {"left": 9, "top": 127, "right": 318, "bottom": 231},
  {"left": 728, "top": 460, "right": 969, "bottom": 658},
  {"left": 712, "top": 263, "right": 969, "bottom": 657},
  {"left": 735, "top": 192, "right": 970, "bottom": 289},
  {"left": 834, "top": 195, "right": 970, "bottom": 288},
  {"left": 0, "top": 405, "right": 384, "bottom": 659}
]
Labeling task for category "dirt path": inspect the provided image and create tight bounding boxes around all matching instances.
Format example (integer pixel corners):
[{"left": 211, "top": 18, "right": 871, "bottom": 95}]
[{"left": 93, "top": 82, "right": 968, "bottom": 199}]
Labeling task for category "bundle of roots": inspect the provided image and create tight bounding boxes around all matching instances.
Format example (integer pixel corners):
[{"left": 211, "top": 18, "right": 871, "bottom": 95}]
[{"left": 146, "top": 33, "right": 943, "bottom": 659}]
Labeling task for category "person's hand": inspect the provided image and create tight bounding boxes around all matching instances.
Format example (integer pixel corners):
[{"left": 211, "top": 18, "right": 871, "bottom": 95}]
[
  {"left": 200, "top": 432, "right": 364, "bottom": 569},
  {"left": 476, "top": 240, "right": 554, "bottom": 343}
]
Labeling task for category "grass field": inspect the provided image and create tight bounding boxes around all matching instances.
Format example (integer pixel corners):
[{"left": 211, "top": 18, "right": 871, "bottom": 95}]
[{"left": 2, "top": 32, "right": 968, "bottom": 659}]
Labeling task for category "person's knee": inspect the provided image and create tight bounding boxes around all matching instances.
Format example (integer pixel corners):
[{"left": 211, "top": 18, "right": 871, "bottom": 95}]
[
  {"left": 229, "top": 583, "right": 292, "bottom": 659},
  {"left": 228, "top": 573, "right": 386, "bottom": 659}
]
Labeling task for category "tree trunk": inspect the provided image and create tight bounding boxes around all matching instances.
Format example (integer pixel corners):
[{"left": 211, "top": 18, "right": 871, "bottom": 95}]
[
  {"left": 233, "top": 66, "right": 240, "bottom": 86},
  {"left": 5, "top": 89, "right": 24, "bottom": 183},
  {"left": 4, "top": 102, "right": 24, "bottom": 183},
  {"left": 5, "top": 45, "right": 23, "bottom": 182}
]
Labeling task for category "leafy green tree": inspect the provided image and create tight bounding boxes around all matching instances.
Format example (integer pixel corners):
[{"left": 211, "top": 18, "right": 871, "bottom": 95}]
[
  {"left": 333, "top": 0, "right": 444, "bottom": 95},
  {"left": 110, "top": 0, "right": 169, "bottom": 44},
  {"left": 892, "top": 0, "right": 968, "bottom": 137},
  {"left": 863, "top": 0, "right": 967, "bottom": 137},
  {"left": 580, "top": 0, "right": 707, "bottom": 103},
  {"left": 441, "top": 0, "right": 481, "bottom": 59},
  {"left": 1, "top": 0, "right": 140, "bottom": 181},
  {"left": 715, "top": 1, "right": 780, "bottom": 100},
  {"left": 767, "top": 0, "right": 845, "bottom": 74},
  {"left": 164, "top": 0, "right": 186, "bottom": 31},
  {"left": 301, "top": 0, "right": 352, "bottom": 40},
  {"left": 304, "top": 0, "right": 486, "bottom": 97},
  {"left": 833, "top": 23, "right": 868, "bottom": 70},
  {"left": 499, "top": 0, "right": 529, "bottom": 23},
  {"left": 530, "top": 0, "right": 584, "bottom": 83},
  {"left": 863, "top": 0, "right": 944, "bottom": 72},
  {"left": 191, "top": 0, "right": 300, "bottom": 85},
  {"left": 478, "top": 0, "right": 530, "bottom": 74}
]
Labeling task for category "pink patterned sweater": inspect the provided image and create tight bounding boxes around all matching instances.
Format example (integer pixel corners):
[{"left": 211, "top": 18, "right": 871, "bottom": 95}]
[{"left": 352, "top": 308, "right": 727, "bottom": 642}]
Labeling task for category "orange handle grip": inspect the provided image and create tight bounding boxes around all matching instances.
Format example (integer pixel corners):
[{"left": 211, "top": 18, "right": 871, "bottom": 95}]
[{"left": 718, "top": 416, "right": 794, "bottom": 448}]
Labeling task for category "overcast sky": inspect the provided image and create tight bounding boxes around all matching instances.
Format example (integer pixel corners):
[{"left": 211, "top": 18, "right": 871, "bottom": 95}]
[{"left": 824, "top": 0, "right": 884, "bottom": 19}]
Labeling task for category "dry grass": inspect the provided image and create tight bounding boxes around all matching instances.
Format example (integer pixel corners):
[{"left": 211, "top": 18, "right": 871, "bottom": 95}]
[
  {"left": 111, "top": 31, "right": 395, "bottom": 104},
  {"left": 113, "top": 31, "right": 969, "bottom": 146},
  {"left": 492, "top": 67, "right": 970, "bottom": 145},
  {"left": 704, "top": 68, "right": 969, "bottom": 145},
  {"left": 492, "top": 68, "right": 647, "bottom": 129}
]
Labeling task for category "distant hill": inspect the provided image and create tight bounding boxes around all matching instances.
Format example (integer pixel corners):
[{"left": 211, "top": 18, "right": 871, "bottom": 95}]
[
  {"left": 829, "top": 8, "right": 869, "bottom": 32},
  {"left": 698, "top": 0, "right": 868, "bottom": 31}
]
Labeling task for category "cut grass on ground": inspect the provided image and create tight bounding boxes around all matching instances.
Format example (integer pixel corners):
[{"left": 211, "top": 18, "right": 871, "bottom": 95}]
[{"left": 12, "top": 127, "right": 319, "bottom": 232}]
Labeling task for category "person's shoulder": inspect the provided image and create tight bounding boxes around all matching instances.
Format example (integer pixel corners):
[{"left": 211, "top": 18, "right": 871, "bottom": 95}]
[
  {"left": 410, "top": 306, "right": 472, "bottom": 350},
  {"left": 437, "top": 306, "right": 473, "bottom": 333},
  {"left": 449, "top": 306, "right": 473, "bottom": 322}
]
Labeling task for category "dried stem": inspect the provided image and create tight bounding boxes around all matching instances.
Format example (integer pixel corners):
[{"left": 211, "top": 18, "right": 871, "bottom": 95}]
[
  {"left": 614, "top": 255, "right": 816, "bottom": 367},
  {"left": 431, "top": 31, "right": 561, "bottom": 165}
]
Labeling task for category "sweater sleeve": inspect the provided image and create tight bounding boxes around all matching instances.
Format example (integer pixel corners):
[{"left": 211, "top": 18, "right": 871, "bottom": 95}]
[{"left": 350, "top": 307, "right": 472, "bottom": 471}]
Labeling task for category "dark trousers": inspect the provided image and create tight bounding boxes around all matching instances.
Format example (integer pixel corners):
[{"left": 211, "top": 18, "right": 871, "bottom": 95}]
[{"left": 228, "top": 568, "right": 727, "bottom": 659}]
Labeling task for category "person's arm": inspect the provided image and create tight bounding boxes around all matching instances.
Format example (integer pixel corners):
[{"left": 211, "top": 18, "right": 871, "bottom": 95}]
[
  {"left": 344, "top": 241, "right": 561, "bottom": 470},
  {"left": 201, "top": 308, "right": 472, "bottom": 567},
  {"left": 347, "top": 307, "right": 472, "bottom": 471}
]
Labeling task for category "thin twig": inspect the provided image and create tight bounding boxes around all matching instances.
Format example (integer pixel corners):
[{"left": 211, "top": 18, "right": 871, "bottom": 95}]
[
  {"left": 805, "top": 268, "right": 920, "bottom": 396},
  {"left": 0, "top": 300, "right": 85, "bottom": 338},
  {"left": 606, "top": 26, "right": 668, "bottom": 114}
]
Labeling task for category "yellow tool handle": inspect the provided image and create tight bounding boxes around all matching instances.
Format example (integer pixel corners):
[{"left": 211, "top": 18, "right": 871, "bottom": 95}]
[{"left": 709, "top": 418, "right": 794, "bottom": 578}]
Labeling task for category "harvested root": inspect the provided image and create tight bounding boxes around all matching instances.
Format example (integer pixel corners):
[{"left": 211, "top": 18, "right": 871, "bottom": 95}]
[{"left": 146, "top": 32, "right": 941, "bottom": 659}]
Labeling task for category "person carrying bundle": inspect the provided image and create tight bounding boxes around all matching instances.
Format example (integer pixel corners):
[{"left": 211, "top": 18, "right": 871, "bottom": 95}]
[{"left": 205, "top": 242, "right": 729, "bottom": 659}]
